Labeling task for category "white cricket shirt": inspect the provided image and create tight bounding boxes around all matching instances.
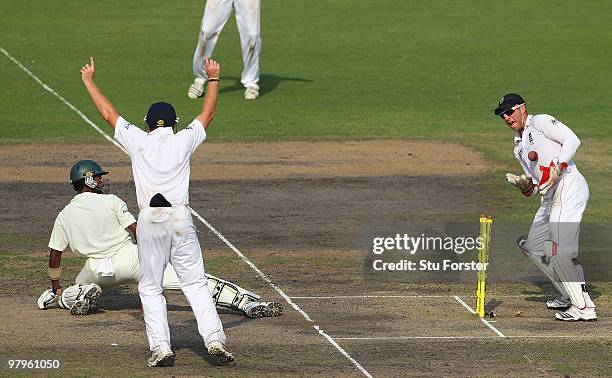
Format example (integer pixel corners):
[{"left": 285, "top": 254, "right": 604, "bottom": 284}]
[
  {"left": 48, "top": 193, "right": 136, "bottom": 258},
  {"left": 514, "top": 114, "right": 581, "bottom": 184},
  {"left": 114, "top": 116, "right": 206, "bottom": 209}
]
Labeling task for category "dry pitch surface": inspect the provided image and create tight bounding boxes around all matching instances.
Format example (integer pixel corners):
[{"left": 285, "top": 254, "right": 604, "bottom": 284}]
[{"left": 1, "top": 142, "right": 610, "bottom": 377}]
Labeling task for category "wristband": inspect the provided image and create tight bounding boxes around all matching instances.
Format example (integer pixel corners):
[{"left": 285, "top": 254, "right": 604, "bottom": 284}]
[
  {"left": 48, "top": 266, "right": 62, "bottom": 280},
  {"left": 208, "top": 78, "right": 219, "bottom": 82}
]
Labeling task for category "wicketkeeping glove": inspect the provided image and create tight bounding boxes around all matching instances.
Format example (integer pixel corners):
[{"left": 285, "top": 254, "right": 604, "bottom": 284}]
[
  {"left": 506, "top": 173, "right": 535, "bottom": 196},
  {"left": 539, "top": 158, "right": 566, "bottom": 195}
]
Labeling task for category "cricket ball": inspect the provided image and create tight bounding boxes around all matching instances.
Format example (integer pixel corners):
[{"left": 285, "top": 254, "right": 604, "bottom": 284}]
[{"left": 528, "top": 151, "right": 538, "bottom": 161}]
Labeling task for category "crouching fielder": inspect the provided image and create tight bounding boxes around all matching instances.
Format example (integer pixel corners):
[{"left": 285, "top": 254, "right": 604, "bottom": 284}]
[
  {"left": 38, "top": 160, "right": 282, "bottom": 319},
  {"left": 495, "top": 93, "right": 596, "bottom": 321}
]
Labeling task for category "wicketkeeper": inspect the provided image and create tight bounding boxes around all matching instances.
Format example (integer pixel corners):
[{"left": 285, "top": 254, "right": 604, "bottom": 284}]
[{"left": 496, "top": 93, "right": 596, "bottom": 321}]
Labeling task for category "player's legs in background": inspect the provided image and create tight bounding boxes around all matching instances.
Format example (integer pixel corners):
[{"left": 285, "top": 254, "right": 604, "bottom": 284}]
[
  {"left": 549, "top": 173, "right": 595, "bottom": 320},
  {"left": 137, "top": 208, "right": 173, "bottom": 353},
  {"left": 234, "top": 0, "right": 261, "bottom": 95},
  {"left": 192, "top": 0, "right": 234, "bottom": 79},
  {"left": 168, "top": 207, "right": 226, "bottom": 348}
]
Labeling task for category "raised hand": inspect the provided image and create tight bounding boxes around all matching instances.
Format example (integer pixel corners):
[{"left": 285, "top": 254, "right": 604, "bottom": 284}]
[
  {"left": 80, "top": 56, "right": 96, "bottom": 83},
  {"left": 204, "top": 58, "right": 220, "bottom": 79}
]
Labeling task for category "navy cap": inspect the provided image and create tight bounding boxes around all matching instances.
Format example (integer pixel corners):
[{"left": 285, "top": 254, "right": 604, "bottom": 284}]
[
  {"left": 145, "top": 102, "right": 177, "bottom": 129},
  {"left": 494, "top": 93, "right": 525, "bottom": 115}
]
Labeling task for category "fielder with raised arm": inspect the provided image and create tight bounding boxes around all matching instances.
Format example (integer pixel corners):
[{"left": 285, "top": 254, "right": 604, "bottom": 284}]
[
  {"left": 80, "top": 56, "right": 234, "bottom": 366},
  {"left": 496, "top": 93, "right": 596, "bottom": 321},
  {"left": 38, "top": 160, "right": 282, "bottom": 320}
]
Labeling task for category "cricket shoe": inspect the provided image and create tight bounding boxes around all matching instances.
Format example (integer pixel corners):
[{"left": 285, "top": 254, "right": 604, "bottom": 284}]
[
  {"left": 244, "top": 85, "right": 259, "bottom": 100},
  {"left": 188, "top": 78, "right": 206, "bottom": 99},
  {"left": 243, "top": 301, "right": 284, "bottom": 318},
  {"left": 70, "top": 283, "right": 101, "bottom": 315},
  {"left": 555, "top": 306, "right": 597, "bottom": 322},
  {"left": 148, "top": 348, "right": 175, "bottom": 367},
  {"left": 207, "top": 340, "right": 234, "bottom": 364},
  {"left": 546, "top": 296, "right": 571, "bottom": 309}
]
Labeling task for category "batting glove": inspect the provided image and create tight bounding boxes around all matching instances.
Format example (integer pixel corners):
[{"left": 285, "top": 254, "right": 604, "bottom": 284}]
[
  {"left": 37, "top": 288, "right": 62, "bottom": 310},
  {"left": 539, "top": 158, "right": 567, "bottom": 195}
]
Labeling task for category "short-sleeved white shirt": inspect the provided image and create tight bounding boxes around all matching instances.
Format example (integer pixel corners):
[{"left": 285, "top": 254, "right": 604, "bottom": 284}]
[
  {"left": 114, "top": 116, "right": 206, "bottom": 209},
  {"left": 48, "top": 193, "right": 136, "bottom": 258}
]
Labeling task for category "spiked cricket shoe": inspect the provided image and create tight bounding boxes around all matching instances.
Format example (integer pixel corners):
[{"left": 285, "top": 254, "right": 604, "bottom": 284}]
[
  {"left": 188, "top": 78, "right": 206, "bottom": 99},
  {"left": 243, "top": 301, "right": 283, "bottom": 318},
  {"left": 70, "top": 283, "right": 101, "bottom": 315},
  {"left": 207, "top": 340, "right": 234, "bottom": 364},
  {"left": 148, "top": 348, "right": 175, "bottom": 367},
  {"left": 244, "top": 85, "right": 259, "bottom": 100},
  {"left": 546, "top": 296, "right": 571, "bottom": 309},
  {"left": 555, "top": 305, "right": 597, "bottom": 321}
]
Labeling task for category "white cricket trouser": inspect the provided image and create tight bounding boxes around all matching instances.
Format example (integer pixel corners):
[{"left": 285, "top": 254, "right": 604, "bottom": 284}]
[
  {"left": 75, "top": 244, "right": 140, "bottom": 290},
  {"left": 524, "top": 170, "right": 593, "bottom": 308},
  {"left": 137, "top": 206, "right": 226, "bottom": 352},
  {"left": 192, "top": 0, "right": 261, "bottom": 87},
  {"left": 526, "top": 170, "right": 589, "bottom": 257},
  {"left": 75, "top": 244, "right": 182, "bottom": 291},
  {"left": 74, "top": 243, "right": 254, "bottom": 311}
]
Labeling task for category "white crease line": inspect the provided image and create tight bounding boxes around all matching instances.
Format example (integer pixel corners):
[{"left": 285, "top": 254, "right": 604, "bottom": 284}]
[
  {"left": 454, "top": 296, "right": 506, "bottom": 337},
  {"left": 315, "top": 326, "right": 373, "bottom": 378},
  {"left": 290, "top": 295, "right": 451, "bottom": 299},
  {"left": 0, "top": 47, "right": 127, "bottom": 155},
  {"left": 336, "top": 336, "right": 498, "bottom": 340},
  {"left": 333, "top": 335, "right": 609, "bottom": 341},
  {"left": 190, "top": 209, "right": 313, "bottom": 322},
  {"left": 480, "top": 317, "right": 506, "bottom": 338},
  {"left": 1, "top": 47, "right": 372, "bottom": 378},
  {"left": 291, "top": 294, "right": 549, "bottom": 299},
  {"left": 453, "top": 295, "right": 476, "bottom": 315}
]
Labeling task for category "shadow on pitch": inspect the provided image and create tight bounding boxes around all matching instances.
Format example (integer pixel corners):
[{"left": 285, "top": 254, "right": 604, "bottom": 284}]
[
  {"left": 521, "top": 281, "right": 601, "bottom": 303},
  {"left": 219, "top": 74, "right": 313, "bottom": 97}
]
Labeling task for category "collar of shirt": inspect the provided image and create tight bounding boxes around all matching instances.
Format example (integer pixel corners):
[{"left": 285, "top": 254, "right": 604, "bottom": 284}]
[
  {"left": 71, "top": 191, "right": 97, "bottom": 203},
  {"left": 514, "top": 114, "right": 533, "bottom": 144},
  {"left": 148, "top": 127, "right": 174, "bottom": 136},
  {"left": 525, "top": 114, "right": 533, "bottom": 130}
]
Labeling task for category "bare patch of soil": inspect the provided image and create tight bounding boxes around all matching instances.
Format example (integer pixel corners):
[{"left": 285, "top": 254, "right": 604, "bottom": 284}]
[{"left": 0, "top": 140, "right": 487, "bottom": 182}]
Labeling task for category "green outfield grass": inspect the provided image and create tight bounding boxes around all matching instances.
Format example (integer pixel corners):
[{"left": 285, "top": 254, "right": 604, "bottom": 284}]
[
  {"left": 2, "top": 0, "right": 611, "bottom": 143},
  {"left": 1, "top": 0, "right": 611, "bottom": 220}
]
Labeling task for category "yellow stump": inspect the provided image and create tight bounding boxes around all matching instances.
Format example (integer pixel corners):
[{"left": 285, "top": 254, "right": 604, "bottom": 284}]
[{"left": 476, "top": 215, "right": 493, "bottom": 318}]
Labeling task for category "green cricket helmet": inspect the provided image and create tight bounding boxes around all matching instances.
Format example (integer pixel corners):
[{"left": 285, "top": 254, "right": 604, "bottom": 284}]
[{"left": 69, "top": 160, "right": 109, "bottom": 193}]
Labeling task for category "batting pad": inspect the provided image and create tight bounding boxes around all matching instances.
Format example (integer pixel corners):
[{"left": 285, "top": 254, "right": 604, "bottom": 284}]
[
  {"left": 527, "top": 254, "right": 569, "bottom": 300},
  {"left": 208, "top": 274, "right": 260, "bottom": 311},
  {"left": 551, "top": 255, "right": 592, "bottom": 309},
  {"left": 59, "top": 284, "right": 82, "bottom": 309},
  {"left": 518, "top": 236, "right": 569, "bottom": 299}
]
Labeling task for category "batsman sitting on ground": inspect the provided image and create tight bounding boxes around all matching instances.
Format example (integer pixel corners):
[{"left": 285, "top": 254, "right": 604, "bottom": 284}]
[
  {"left": 496, "top": 93, "right": 596, "bottom": 321},
  {"left": 38, "top": 159, "right": 283, "bottom": 319}
]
